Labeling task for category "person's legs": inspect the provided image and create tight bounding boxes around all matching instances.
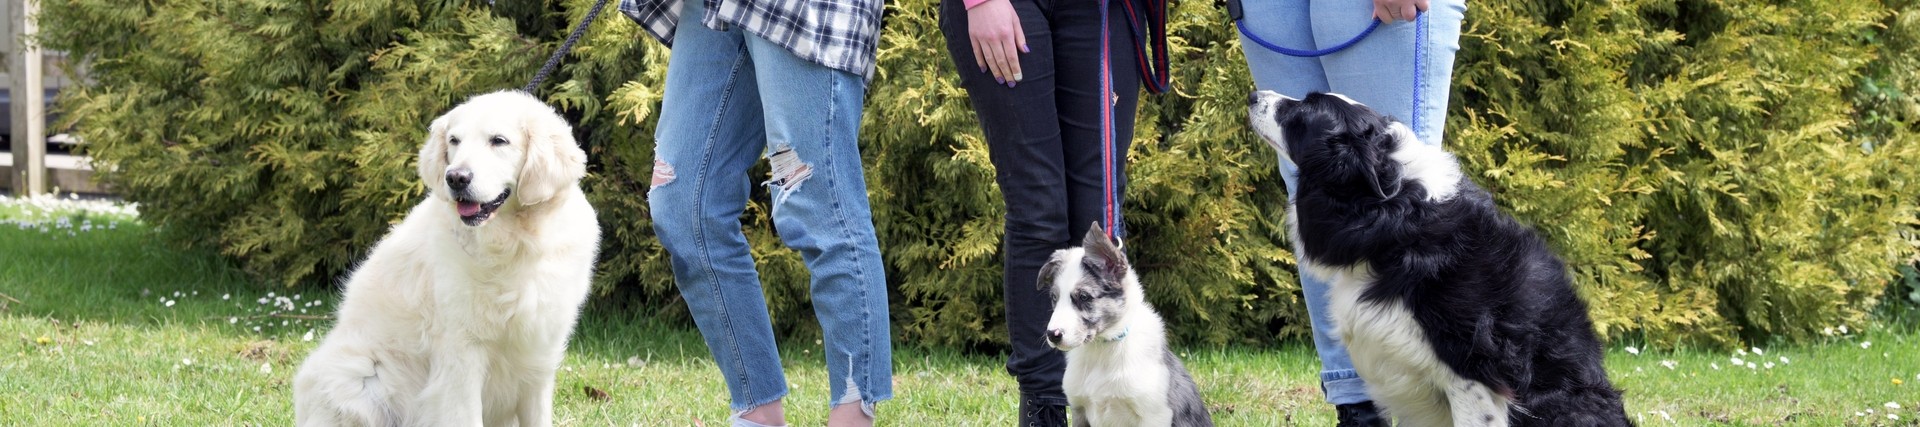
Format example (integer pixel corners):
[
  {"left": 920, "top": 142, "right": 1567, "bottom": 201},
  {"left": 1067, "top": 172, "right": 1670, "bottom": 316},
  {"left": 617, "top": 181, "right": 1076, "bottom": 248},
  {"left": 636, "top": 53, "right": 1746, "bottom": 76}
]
[
  {"left": 742, "top": 23, "right": 893, "bottom": 425},
  {"left": 1057, "top": 0, "right": 1140, "bottom": 243},
  {"left": 646, "top": 1, "right": 788, "bottom": 424},
  {"left": 939, "top": 0, "right": 1076, "bottom": 421},
  {"left": 1315, "top": 0, "right": 1466, "bottom": 146},
  {"left": 1238, "top": 0, "right": 1372, "bottom": 408}
]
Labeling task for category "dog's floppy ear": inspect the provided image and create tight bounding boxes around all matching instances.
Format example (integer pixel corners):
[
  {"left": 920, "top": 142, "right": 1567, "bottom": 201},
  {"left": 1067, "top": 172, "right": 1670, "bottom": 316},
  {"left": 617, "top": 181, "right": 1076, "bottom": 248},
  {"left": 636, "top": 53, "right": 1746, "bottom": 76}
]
[
  {"left": 1360, "top": 130, "right": 1403, "bottom": 200},
  {"left": 1080, "top": 223, "right": 1129, "bottom": 281},
  {"left": 516, "top": 103, "right": 588, "bottom": 206},
  {"left": 418, "top": 114, "right": 453, "bottom": 201},
  {"left": 1038, "top": 251, "right": 1066, "bottom": 294}
]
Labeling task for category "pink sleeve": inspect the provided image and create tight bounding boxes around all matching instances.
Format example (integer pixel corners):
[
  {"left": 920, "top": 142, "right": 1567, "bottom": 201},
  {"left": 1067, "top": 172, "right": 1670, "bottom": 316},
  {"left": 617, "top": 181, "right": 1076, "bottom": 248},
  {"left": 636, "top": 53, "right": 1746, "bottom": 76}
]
[{"left": 963, "top": 0, "right": 991, "bottom": 9}]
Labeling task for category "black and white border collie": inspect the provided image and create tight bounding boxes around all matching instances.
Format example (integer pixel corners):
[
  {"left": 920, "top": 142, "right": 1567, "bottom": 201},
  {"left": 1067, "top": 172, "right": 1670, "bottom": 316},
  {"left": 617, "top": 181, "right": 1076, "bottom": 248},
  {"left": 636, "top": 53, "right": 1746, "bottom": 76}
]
[
  {"left": 1041, "top": 225, "right": 1214, "bottom": 427},
  {"left": 1248, "top": 91, "right": 1633, "bottom": 427}
]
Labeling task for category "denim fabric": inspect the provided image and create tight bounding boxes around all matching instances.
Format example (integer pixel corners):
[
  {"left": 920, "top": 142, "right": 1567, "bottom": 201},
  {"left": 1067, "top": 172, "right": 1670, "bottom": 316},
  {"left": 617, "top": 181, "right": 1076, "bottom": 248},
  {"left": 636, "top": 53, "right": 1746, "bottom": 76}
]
[
  {"left": 647, "top": 0, "right": 892, "bottom": 414},
  {"left": 1237, "top": 0, "right": 1467, "bottom": 405},
  {"left": 937, "top": 0, "right": 1143, "bottom": 405}
]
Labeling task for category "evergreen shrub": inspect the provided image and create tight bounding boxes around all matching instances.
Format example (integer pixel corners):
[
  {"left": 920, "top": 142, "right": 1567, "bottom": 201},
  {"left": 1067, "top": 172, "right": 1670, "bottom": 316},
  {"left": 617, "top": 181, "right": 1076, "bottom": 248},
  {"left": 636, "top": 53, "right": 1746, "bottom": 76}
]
[{"left": 39, "top": 0, "right": 1920, "bottom": 347}]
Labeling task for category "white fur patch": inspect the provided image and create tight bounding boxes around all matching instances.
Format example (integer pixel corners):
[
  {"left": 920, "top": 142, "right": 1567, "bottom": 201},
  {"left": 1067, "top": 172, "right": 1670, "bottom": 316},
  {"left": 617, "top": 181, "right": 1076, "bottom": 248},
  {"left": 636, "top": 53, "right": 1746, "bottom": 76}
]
[
  {"left": 1300, "top": 255, "right": 1509, "bottom": 427},
  {"left": 1247, "top": 91, "right": 1295, "bottom": 163},
  {"left": 1385, "top": 122, "right": 1463, "bottom": 202}
]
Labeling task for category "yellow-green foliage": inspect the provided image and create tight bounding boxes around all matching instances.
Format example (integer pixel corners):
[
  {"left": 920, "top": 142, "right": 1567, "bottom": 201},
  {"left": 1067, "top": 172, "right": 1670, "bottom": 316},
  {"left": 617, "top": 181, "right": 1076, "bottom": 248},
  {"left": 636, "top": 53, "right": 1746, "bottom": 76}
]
[{"left": 38, "top": 0, "right": 1920, "bottom": 348}]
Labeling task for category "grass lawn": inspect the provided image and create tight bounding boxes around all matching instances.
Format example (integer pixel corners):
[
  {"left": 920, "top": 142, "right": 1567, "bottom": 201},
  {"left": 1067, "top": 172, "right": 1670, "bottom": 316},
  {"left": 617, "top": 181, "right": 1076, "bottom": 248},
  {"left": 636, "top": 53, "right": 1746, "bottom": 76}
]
[{"left": 2, "top": 195, "right": 1917, "bottom": 426}]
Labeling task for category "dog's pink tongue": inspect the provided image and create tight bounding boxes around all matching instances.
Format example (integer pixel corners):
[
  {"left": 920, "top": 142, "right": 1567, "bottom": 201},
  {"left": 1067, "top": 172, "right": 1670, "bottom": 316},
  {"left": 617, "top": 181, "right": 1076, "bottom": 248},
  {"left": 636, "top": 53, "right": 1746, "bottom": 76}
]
[{"left": 457, "top": 201, "right": 482, "bottom": 217}]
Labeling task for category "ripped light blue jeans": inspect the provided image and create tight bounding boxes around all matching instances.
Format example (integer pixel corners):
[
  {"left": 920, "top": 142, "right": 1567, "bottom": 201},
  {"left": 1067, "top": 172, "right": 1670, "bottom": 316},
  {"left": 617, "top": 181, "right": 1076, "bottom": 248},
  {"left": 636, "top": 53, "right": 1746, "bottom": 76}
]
[
  {"left": 1238, "top": 0, "right": 1467, "bottom": 406},
  {"left": 646, "top": 0, "right": 893, "bottom": 416}
]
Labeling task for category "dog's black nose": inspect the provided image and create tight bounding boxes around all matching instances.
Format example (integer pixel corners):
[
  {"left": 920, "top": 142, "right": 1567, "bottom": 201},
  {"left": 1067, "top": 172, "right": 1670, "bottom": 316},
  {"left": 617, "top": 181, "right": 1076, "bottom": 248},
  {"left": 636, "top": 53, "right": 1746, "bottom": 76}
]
[
  {"left": 446, "top": 169, "right": 472, "bottom": 192},
  {"left": 1045, "top": 329, "right": 1064, "bottom": 343},
  {"left": 1249, "top": 92, "right": 1260, "bottom": 106}
]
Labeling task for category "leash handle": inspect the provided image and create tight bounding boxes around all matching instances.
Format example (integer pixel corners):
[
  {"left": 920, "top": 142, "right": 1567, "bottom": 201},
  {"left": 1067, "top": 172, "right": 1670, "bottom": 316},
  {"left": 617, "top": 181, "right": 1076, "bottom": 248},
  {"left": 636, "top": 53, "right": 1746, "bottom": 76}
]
[
  {"left": 1120, "top": 0, "right": 1172, "bottom": 94},
  {"left": 526, "top": 0, "right": 614, "bottom": 93},
  {"left": 1236, "top": 18, "right": 1381, "bottom": 58}
]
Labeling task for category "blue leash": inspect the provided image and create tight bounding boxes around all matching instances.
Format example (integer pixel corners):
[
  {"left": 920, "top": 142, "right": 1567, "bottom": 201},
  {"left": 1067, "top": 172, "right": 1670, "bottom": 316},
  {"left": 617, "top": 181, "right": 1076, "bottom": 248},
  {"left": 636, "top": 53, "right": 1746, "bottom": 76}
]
[{"left": 1236, "top": 18, "right": 1381, "bottom": 57}]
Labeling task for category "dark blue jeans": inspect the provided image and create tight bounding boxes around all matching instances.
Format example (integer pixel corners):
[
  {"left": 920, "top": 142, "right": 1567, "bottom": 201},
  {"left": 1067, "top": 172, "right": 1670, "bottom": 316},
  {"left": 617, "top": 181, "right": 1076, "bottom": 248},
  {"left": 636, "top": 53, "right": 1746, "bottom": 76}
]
[{"left": 939, "top": 0, "right": 1142, "bottom": 406}]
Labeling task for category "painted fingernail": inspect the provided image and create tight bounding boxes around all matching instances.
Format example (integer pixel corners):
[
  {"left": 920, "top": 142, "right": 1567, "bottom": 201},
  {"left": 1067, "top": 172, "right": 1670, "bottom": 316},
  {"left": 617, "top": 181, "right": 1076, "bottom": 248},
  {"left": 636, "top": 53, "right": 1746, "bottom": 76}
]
[
  {"left": 981, "top": 66, "right": 988, "bottom": 73},
  {"left": 1009, "top": 81, "right": 1018, "bottom": 88},
  {"left": 996, "top": 76, "right": 1005, "bottom": 84},
  {"left": 1014, "top": 73, "right": 1024, "bottom": 81},
  {"left": 1021, "top": 44, "right": 1030, "bottom": 53}
]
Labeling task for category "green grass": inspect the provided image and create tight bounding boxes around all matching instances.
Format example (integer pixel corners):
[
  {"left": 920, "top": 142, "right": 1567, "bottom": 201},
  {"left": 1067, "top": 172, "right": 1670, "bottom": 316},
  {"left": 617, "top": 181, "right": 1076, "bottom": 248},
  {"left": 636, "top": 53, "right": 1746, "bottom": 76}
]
[{"left": 2, "top": 198, "right": 1917, "bottom": 426}]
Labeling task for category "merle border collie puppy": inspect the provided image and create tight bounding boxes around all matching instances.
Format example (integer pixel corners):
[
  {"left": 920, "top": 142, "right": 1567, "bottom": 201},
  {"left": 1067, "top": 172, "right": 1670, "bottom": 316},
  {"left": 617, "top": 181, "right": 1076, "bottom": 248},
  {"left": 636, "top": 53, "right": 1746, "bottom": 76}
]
[
  {"left": 1247, "top": 91, "right": 1632, "bottom": 427},
  {"left": 1040, "top": 224, "right": 1214, "bottom": 427}
]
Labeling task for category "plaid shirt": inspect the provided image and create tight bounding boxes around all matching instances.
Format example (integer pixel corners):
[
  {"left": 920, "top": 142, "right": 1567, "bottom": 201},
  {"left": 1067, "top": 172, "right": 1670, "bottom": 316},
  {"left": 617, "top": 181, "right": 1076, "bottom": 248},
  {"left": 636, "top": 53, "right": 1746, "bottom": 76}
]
[{"left": 618, "top": 0, "right": 883, "bottom": 81}]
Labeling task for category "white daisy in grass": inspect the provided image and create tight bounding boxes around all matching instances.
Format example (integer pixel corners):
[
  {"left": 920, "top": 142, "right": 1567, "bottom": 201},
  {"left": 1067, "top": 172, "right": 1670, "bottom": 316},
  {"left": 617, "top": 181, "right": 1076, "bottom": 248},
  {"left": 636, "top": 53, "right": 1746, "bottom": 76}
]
[
  {"left": 1710, "top": 362, "right": 1721, "bottom": 370},
  {"left": 1862, "top": 341, "right": 1873, "bottom": 349},
  {"left": 1750, "top": 347, "right": 1763, "bottom": 356},
  {"left": 1889, "top": 402, "right": 1904, "bottom": 410},
  {"left": 1731, "top": 356, "right": 1745, "bottom": 365},
  {"left": 1735, "top": 348, "right": 1747, "bottom": 356},
  {"left": 1625, "top": 346, "right": 1640, "bottom": 355}
]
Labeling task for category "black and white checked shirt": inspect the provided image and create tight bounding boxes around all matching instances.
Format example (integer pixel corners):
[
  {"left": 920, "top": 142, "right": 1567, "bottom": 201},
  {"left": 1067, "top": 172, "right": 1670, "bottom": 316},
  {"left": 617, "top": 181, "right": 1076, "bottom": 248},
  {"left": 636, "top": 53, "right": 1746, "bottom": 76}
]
[{"left": 618, "top": 0, "right": 883, "bottom": 81}]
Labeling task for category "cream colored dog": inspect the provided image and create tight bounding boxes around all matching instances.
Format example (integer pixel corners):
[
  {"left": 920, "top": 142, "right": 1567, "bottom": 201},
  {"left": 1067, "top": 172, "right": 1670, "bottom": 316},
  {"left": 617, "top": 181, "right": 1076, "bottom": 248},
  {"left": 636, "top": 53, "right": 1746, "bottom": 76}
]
[{"left": 294, "top": 90, "right": 598, "bottom": 426}]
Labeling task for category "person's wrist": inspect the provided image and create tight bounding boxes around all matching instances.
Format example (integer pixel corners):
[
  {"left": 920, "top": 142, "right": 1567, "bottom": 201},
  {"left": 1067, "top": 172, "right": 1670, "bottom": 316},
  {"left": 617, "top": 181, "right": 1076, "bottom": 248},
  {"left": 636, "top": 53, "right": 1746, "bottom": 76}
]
[{"left": 964, "top": 0, "right": 1002, "bottom": 10}]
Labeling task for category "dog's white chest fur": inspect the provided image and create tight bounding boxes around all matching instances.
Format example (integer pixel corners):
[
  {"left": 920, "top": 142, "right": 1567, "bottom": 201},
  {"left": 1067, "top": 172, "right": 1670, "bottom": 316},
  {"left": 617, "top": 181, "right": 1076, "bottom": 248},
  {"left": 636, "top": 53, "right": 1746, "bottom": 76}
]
[
  {"left": 1304, "top": 260, "right": 1509, "bottom": 427},
  {"left": 1063, "top": 317, "right": 1176, "bottom": 426}
]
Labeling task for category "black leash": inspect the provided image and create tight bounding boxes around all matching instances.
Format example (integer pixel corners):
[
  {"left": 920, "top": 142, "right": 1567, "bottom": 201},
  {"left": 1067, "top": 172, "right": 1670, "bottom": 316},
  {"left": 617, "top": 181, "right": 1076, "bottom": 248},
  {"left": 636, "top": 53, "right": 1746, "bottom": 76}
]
[{"left": 524, "top": 0, "right": 614, "bottom": 93}]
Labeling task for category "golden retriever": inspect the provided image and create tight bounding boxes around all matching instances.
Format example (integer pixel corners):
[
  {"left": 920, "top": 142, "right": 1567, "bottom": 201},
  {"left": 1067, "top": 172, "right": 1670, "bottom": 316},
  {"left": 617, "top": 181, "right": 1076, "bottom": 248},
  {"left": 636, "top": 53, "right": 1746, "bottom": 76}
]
[{"left": 294, "top": 90, "right": 599, "bottom": 426}]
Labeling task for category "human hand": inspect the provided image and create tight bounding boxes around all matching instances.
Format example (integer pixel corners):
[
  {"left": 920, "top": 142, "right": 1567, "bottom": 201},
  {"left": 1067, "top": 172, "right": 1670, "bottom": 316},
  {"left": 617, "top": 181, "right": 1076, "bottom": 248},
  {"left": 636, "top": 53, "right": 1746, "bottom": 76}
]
[
  {"left": 1373, "top": 0, "right": 1429, "bottom": 23},
  {"left": 968, "top": 0, "right": 1026, "bottom": 87}
]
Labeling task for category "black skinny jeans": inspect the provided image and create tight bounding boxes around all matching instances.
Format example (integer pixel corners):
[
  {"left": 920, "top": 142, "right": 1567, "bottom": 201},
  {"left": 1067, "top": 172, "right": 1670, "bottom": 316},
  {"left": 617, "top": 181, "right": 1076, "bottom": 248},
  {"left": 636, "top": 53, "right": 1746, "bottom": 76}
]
[{"left": 939, "top": 0, "right": 1143, "bottom": 405}]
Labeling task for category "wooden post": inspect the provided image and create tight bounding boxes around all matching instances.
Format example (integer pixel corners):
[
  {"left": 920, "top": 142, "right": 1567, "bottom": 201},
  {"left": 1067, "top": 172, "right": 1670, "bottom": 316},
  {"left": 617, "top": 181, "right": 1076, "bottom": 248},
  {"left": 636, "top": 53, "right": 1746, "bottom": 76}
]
[{"left": 9, "top": 0, "right": 46, "bottom": 196}]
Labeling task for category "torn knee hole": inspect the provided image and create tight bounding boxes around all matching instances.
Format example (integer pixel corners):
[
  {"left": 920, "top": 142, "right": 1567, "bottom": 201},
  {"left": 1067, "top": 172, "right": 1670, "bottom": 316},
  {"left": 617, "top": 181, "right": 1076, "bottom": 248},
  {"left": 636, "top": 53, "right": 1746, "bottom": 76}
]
[
  {"left": 650, "top": 159, "right": 677, "bottom": 189},
  {"left": 764, "top": 146, "right": 813, "bottom": 206},
  {"left": 765, "top": 146, "right": 813, "bottom": 189}
]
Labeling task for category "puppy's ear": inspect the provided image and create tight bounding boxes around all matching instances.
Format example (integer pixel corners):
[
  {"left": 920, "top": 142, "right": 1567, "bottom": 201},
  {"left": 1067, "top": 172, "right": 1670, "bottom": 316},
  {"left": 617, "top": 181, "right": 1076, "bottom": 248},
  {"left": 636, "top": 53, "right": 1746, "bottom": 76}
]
[
  {"left": 418, "top": 114, "right": 452, "bottom": 201},
  {"left": 516, "top": 105, "right": 588, "bottom": 206},
  {"left": 1080, "top": 223, "right": 1129, "bottom": 281},
  {"left": 1038, "top": 251, "right": 1066, "bottom": 294}
]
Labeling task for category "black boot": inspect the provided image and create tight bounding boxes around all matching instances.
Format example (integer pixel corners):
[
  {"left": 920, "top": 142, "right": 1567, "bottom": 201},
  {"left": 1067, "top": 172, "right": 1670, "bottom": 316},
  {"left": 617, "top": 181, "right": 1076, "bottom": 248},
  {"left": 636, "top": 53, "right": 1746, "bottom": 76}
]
[
  {"left": 1336, "top": 401, "right": 1390, "bottom": 427},
  {"left": 1019, "top": 398, "right": 1068, "bottom": 427}
]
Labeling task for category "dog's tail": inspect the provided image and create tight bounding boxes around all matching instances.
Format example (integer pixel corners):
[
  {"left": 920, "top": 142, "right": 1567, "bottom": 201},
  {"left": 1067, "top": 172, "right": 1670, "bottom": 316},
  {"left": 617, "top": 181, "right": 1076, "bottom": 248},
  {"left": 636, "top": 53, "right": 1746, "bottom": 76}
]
[{"left": 293, "top": 352, "right": 400, "bottom": 427}]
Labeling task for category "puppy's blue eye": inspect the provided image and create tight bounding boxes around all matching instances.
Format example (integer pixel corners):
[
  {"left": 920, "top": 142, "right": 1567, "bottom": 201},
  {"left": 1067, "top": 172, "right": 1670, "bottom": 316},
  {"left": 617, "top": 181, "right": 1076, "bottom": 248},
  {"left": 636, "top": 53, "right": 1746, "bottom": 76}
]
[{"left": 490, "top": 136, "right": 509, "bottom": 146}]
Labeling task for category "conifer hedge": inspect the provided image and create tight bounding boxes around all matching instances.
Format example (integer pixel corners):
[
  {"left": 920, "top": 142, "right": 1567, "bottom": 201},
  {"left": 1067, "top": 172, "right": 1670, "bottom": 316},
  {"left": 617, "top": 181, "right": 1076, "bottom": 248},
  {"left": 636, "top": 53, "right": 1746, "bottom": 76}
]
[{"left": 40, "top": 0, "right": 1920, "bottom": 347}]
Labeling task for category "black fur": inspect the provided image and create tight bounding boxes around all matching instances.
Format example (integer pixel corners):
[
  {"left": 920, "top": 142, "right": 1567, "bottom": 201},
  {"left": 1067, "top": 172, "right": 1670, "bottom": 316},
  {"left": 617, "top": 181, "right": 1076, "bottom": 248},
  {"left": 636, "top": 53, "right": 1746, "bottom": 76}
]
[
  {"left": 1161, "top": 349, "right": 1213, "bottom": 426},
  {"left": 1274, "top": 93, "right": 1633, "bottom": 426}
]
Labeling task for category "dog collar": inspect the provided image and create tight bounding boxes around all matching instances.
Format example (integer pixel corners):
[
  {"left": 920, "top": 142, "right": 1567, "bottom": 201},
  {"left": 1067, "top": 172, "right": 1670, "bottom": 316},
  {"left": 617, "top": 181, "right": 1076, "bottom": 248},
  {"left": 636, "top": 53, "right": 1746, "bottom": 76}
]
[{"left": 1102, "top": 326, "right": 1130, "bottom": 342}]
